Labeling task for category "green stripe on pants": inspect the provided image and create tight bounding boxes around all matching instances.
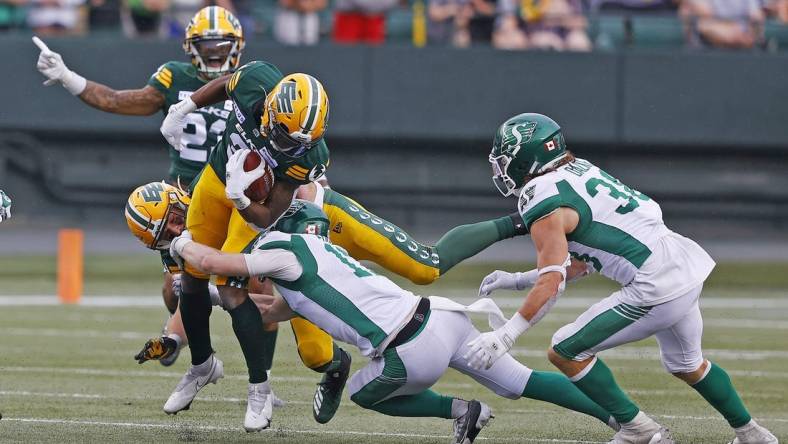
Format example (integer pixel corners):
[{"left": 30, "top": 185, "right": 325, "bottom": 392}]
[
  {"left": 350, "top": 348, "right": 407, "bottom": 408},
  {"left": 553, "top": 304, "right": 652, "bottom": 360}
]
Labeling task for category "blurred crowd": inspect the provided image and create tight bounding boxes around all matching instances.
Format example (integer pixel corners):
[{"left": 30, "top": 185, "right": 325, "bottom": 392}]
[{"left": 2, "top": 0, "right": 787, "bottom": 50}]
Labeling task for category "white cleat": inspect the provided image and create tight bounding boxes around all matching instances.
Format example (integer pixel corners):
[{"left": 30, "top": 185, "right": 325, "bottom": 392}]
[
  {"left": 244, "top": 381, "right": 273, "bottom": 432},
  {"left": 163, "top": 354, "right": 223, "bottom": 414},
  {"left": 608, "top": 412, "right": 673, "bottom": 444},
  {"left": 270, "top": 387, "right": 286, "bottom": 408},
  {"left": 452, "top": 400, "right": 493, "bottom": 444},
  {"left": 728, "top": 420, "right": 779, "bottom": 444}
]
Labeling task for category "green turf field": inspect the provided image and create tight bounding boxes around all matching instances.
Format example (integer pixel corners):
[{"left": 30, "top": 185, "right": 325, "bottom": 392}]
[{"left": 0, "top": 256, "right": 787, "bottom": 443}]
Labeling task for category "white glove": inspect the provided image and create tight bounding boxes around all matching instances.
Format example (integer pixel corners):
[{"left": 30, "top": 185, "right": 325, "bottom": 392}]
[
  {"left": 169, "top": 230, "right": 193, "bottom": 270},
  {"left": 464, "top": 312, "right": 530, "bottom": 370},
  {"left": 478, "top": 269, "right": 538, "bottom": 297},
  {"left": 33, "top": 36, "right": 86, "bottom": 95},
  {"left": 0, "top": 190, "right": 11, "bottom": 223},
  {"left": 171, "top": 273, "right": 183, "bottom": 299},
  {"left": 160, "top": 98, "right": 197, "bottom": 151},
  {"left": 225, "top": 149, "right": 266, "bottom": 210}
]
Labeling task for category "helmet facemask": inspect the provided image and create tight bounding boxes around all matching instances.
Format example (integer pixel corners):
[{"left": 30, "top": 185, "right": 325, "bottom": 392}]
[
  {"left": 187, "top": 37, "right": 241, "bottom": 80},
  {"left": 265, "top": 116, "right": 312, "bottom": 158},
  {"left": 150, "top": 192, "right": 188, "bottom": 250}
]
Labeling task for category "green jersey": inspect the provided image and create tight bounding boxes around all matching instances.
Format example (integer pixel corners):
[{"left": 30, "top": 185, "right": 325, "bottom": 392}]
[
  {"left": 148, "top": 61, "right": 232, "bottom": 185},
  {"left": 206, "top": 61, "right": 330, "bottom": 187}
]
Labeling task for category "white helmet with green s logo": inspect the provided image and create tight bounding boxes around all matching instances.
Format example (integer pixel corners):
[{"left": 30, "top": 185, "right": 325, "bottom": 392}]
[{"left": 489, "top": 113, "right": 568, "bottom": 196}]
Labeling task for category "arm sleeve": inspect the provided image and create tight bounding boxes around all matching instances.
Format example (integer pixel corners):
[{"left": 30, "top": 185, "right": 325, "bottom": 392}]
[
  {"left": 434, "top": 215, "right": 518, "bottom": 275},
  {"left": 148, "top": 62, "right": 176, "bottom": 95},
  {"left": 244, "top": 249, "right": 303, "bottom": 281},
  {"left": 278, "top": 140, "right": 330, "bottom": 185}
]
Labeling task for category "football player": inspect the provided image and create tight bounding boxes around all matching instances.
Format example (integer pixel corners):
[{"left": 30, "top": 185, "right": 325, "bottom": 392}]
[
  {"left": 0, "top": 190, "right": 11, "bottom": 223},
  {"left": 467, "top": 113, "right": 778, "bottom": 444},
  {"left": 159, "top": 67, "right": 346, "bottom": 432},
  {"left": 31, "top": 6, "right": 287, "bottom": 377},
  {"left": 170, "top": 200, "right": 621, "bottom": 443}
]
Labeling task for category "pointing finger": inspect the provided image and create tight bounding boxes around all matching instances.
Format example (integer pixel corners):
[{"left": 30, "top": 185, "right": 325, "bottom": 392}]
[{"left": 32, "top": 36, "right": 51, "bottom": 53}]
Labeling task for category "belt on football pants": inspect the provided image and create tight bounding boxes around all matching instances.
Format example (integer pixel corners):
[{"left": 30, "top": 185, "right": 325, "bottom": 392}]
[{"left": 386, "top": 298, "right": 431, "bottom": 350}]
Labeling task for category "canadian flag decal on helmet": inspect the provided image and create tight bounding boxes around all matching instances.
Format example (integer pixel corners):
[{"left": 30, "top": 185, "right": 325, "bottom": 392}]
[{"left": 544, "top": 140, "right": 556, "bottom": 151}]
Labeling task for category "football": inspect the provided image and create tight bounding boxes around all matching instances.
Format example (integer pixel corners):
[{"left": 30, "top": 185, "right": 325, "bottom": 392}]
[{"left": 243, "top": 150, "right": 275, "bottom": 203}]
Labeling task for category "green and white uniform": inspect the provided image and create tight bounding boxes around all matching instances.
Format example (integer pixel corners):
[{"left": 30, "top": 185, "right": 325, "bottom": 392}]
[
  {"left": 244, "top": 231, "right": 532, "bottom": 405},
  {"left": 519, "top": 158, "right": 715, "bottom": 371},
  {"left": 148, "top": 62, "right": 231, "bottom": 185},
  {"left": 202, "top": 61, "right": 329, "bottom": 190}
]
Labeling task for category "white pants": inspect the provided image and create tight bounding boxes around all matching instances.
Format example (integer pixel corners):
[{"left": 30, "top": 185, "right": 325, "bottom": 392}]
[
  {"left": 348, "top": 309, "right": 532, "bottom": 405},
  {"left": 552, "top": 284, "right": 704, "bottom": 373}
]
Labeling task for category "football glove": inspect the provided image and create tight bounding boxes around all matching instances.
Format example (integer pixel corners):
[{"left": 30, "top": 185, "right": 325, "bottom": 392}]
[
  {"left": 160, "top": 98, "right": 197, "bottom": 151},
  {"left": 171, "top": 273, "right": 183, "bottom": 300},
  {"left": 169, "top": 230, "right": 192, "bottom": 270},
  {"left": 464, "top": 313, "right": 530, "bottom": 371},
  {"left": 134, "top": 336, "right": 178, "bottom": 364},
  {"left": 478, "top": 269, "right": 538, "bottom": 297},
  {"left": 32, "top": 36, "right": 86, "bottom": 95},
  {"left": 225, "top": 149, "right": 266, "bottom": 210},
  {"left": 0, "top": 190, "right": 11, "bottom": 223}
]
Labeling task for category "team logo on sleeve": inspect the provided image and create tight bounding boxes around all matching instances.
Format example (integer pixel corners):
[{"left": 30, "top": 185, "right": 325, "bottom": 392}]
[
  {"left": 308, "top": 164, "right": 327, "bottom": 181},
  {"left": 518, "top": 185, "right": 536, "bottom": 214}
]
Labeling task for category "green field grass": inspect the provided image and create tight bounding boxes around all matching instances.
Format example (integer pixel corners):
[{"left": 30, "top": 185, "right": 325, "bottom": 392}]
[{"left": 0, "top": 256, "right": 787, "bottom": 443}]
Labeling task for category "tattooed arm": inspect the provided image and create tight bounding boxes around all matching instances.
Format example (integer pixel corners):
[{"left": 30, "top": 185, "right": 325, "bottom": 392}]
[{"left": 78, "top": 83, "right": 165, "bottom": 116}]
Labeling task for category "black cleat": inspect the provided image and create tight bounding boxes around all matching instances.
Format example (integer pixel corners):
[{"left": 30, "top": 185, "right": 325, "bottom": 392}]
[
  {"left": 313, "top": 348, "right": 351, "bottom": 424},
  {"left": 452, "top": 400, "right": 493, "bottom": 444}
]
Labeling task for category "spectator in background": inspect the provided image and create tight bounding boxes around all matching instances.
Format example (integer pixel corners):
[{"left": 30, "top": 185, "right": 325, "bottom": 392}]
[
  {"left": 1, "top": 0, "right": 28, "bottom": 31},
  {"left": 494, "top": 0, "right": 591, "bottom": 51},
  {"left": 275, "top": 0, "right": 328, "bottom": 45},
  {"left": 682, "top": 0, "right": 764, "bottom": 49},
  {"left": 332, "top": 0, "right": 400, "bottom": 45},
  {"left": 427, "top": 0, "right": 462, "bottom": 44},
  {"left": 453, "top": 0, "right": 497, "bottom": 46},
  {"left": 121, "top": 0, "right": 169, "bottom": 37},
  {"left": 213, "top": 0, "right": 254, "bottom": 35},
  {"left": 765, "top": 0, "right": 788, "bottom": 23},
  {"left": 28, "top": 0, "right": 88, "bottom": 35}
]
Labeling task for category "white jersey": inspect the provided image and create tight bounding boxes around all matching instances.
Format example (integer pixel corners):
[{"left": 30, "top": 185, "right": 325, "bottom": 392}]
[
  {"left": 517, "top": 158, "right": 715, "bottom": 306},
  {"left": 247, "top": 231, "right": 422, "bottom": 357}
]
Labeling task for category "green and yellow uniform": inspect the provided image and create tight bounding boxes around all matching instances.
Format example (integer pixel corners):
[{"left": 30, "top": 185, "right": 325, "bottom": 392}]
[
  {"left": 148, "top": 61, "right": 231, "bottom": 185},
  {"left": 185, "top": 60, "right": 334, "bottom": 370}
]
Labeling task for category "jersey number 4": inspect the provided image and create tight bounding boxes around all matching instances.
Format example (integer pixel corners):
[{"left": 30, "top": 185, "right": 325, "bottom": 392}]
[{"left": 585, "top": 170, "right": 650, "bottom": 215}]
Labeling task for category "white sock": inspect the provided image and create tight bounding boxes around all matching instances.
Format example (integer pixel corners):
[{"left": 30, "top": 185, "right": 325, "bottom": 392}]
[
  {"left": 621, "top": 411, "right": 658, "bottom": 432},
  {"left": 451, "top": 398, "right": 469, "bottom": 419},
  {"left": 734, "top": 419, "right": 756, "bottom": 433},
  {"left": 193, "top": 354, "right": 214, "bottom": 371}
]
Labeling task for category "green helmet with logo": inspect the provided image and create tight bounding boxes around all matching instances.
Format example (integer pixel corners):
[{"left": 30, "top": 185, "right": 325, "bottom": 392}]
[
  {"left": 273, "top": 199, "right": 330, "bottom": 236},
  {"left": 489, "top": 113, "right": 568, "bottom": 196}
]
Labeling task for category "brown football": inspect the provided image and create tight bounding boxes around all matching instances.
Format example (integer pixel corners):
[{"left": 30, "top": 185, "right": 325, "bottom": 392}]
[{"left": 243, "top": 150, "right": 275, "bottom": 203}]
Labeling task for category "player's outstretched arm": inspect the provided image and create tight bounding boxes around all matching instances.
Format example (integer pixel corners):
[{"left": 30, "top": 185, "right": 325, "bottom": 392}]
[
  {"left": 33, "top": 36, "right": 164, "bottom": 115},
  {"left": 171, "top": 232, "right": 249, "bottom": 276},
  {"left": 465, "top": 208, "right": 577, "bottom": 370}
]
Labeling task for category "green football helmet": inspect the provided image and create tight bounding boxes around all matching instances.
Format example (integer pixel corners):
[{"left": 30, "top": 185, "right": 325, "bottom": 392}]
[
  {"left": 489, "top": 113, "right": 568, "bottom": 196},
  {"left": 274, "top": 199, "right": 330, "bottom": 236}
]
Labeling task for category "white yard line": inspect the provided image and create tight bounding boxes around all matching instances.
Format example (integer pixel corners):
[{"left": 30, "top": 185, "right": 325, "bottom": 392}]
[
  {"left": 0, "top": 417, "right": 605, "bottom": 443},
  {"left": 3, "top": 295, "right": 788, "bottom": 309}
]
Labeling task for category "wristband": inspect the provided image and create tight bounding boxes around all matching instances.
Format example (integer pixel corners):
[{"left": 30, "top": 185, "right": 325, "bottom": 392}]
[
  {"left": 171, "top": 237, "right": 193, "bottom": 256},
  {"left": 231, "top": 195, "right": 251, "bottom": 210},
  {"left": 173, "top": 97, "right": 198, "bottom": 115},
  {"left": 501, "top": 312, "right": 531, "bottom": 346},
  {"left": 515, "top": 269, "right": 539, "bottom": 290},
  {"left": 62, "top": 70, "right": 87, "bottom": 95}
]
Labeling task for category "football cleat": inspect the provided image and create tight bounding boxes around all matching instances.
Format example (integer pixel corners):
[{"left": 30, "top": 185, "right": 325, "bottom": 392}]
[
  {"left": 134, "top": 336, "right": 178, "bottom": 364},
  {"left": 452, "top": 400, "right": 493, "bottom": 444},
  {"left": 159, "top": 345, "right": 181, "bottom": 367},
  {"left": 163, "top": 354, "right": 223, "bottom": 414},
  {"left": 728, "top": 420, "right": 778, "bottom": 444},
  {"left": 244, "top": 381, "right": 273, "bottom": 432},
  {"left": 312, "top": 348, "right": 351, "bottom": 424},
  {"left": 607, "top": 426, "right": 674, "bottom": 444}
]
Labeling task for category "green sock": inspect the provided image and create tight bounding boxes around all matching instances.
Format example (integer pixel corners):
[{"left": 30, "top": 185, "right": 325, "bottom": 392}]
[
  {"left": 354, "top": 390, "right": 453, "bottom": 419},
  {"left": 178, "top": 278, "right": 213, "bottom": 365},
  {"left": 311, "top": 343, "right": 343, "bottom": 373},
  {"left": 691, "top": 362, "right": 751, "bottom": 428},
  {"left": 435, "top": 215, "right": 518, "bottom": 275},
  {"left": 228, "top": 297, "right": 268, "bottom": 383},
  {"left": 522, "top": 371, "right": 613, "bottom": 425},
  {"left": 571, "top": 358, "right": 640, "bottom": 424},
  {"left": 260, "top": 328, "right": 278, "bottom": 371}
]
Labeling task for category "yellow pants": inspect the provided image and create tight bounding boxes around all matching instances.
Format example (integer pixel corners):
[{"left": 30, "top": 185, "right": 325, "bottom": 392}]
[
  {"left": 186, "top": 165, "right": 334, "bottom": 370},
  {"left": 322, "top": 190, "right": 440, "bottom": 285}
]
